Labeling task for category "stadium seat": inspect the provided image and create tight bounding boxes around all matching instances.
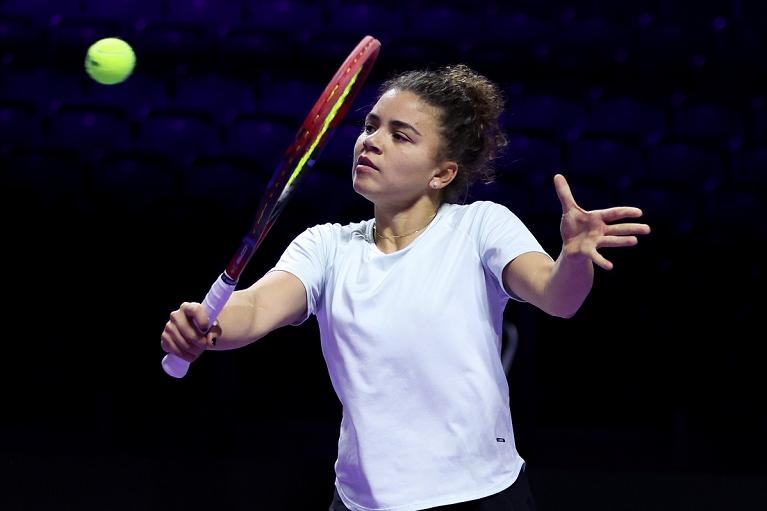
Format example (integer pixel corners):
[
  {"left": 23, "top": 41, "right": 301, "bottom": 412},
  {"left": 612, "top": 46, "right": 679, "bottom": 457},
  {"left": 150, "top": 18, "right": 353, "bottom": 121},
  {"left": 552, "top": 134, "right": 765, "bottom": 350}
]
[
  {"left": 0, "top": 67, "right": 84, "bottom": 112},
  {"left": 47, "top": 17, "right": 124, "bottom": 64},
  {"left": 316, "top": 123, "right": 361, "bottom": 172},
  {"left": 136, "top": 107, "right": 219, "bottom": 160},
  {"left": 588, "top": 97, "right": 666, "bottom": 142},
  {"left": 183, "top": 156, "right": 266, "bottom": 218},
  {"left": 0, "top": 14, "right": 43, "bottom": 63},
  {"left": 255, "top": 78, "right": 322, "bottom": 120},
  {"left": 47, "top": 103, "right": 131, "bottom": 159},
  {"left": 82, "top": 71, "right": 169, "bottom": 115},
  {"left": 503, "top": 134, "right": 562, "bottom": 179},
  {"left": 0, "top": 100, "right": 43, "bottom": 152},
  {"left": 621, "top": 180, "right": 700, "bottom": 238},
  {"left": 243, "top": 0, "right": 323, "bottom": 34},
  {"left": 166, "top": 0, "right": 243, "bottom": 26},
  {"left": 2, "top": 0, "right": 84, "bottom": 17},
  {"left": 408, "top": 4, "right": 482, "bottom": 39},
  {"left": 222, "top": 114, "right": 295, "bottom": 163},
  {"left": 325, "top": 3, "right": 404, "bottom": 39},
  {"left": 732, "top": 145, "right": 767, "bottom": 186},
  {"left": 506, "top": 94, "right": 587, "bottom": 139},
  {"left": 134, "top": 21, "right": 211, "bottom": 72},
  {"left": 172, "top": 74, "right": 255, "bottom": 123},
  {"left": 217, "top": 26, "right": 301, "bottom": 75},
  {"left": 1, "top": 148, "right": 86, "bottom": 209},
  {"left": 91, "top": 152, "right": 177, "bottom": 210},
  {"left": 82, "top": 0, "right": 163, "bottom": 24},
  {"left": 749, "top": 97, "right": 765, "bottom": 144},
  {"left": 569, "top": 137, "right": 646, "bottom": 184},
  {"left": 649, "top": 140, "right": 726, "bottom": 186},
  {"left": 672, "top": 102, "right": 743, "bottom": 144}
]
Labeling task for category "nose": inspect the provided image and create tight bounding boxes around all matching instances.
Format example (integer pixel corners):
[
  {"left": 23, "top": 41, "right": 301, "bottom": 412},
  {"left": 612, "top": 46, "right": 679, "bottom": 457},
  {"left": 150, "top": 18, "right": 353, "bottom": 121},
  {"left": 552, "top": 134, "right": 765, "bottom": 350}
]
[{"left": 361, "top": 130, "right": 382, "bottom": 153}]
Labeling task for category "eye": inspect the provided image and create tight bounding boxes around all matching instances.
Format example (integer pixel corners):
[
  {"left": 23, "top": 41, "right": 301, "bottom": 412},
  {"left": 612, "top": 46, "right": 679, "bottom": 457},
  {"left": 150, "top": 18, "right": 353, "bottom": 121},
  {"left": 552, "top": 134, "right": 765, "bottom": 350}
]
[
  {"left": 363, "top": 123, "right": 376, "bottom": 134},
  {"left": 392, "top": 132, "right": 410, "bottom": 142}
]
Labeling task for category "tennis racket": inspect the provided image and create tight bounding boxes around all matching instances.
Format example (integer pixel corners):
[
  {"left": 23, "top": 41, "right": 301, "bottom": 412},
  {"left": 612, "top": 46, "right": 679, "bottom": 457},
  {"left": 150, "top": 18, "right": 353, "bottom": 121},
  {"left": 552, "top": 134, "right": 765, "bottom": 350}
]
[{"left": 162, "top": 35, "right": 381, "bottom": 378}]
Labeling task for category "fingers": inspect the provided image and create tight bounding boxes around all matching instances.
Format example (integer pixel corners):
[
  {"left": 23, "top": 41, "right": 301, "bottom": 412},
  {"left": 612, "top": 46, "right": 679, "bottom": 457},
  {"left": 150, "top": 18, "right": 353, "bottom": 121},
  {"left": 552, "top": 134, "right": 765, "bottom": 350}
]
[
  {"left": 598, "top": 206, "right": 646, "bottom": 223},
  {"left": 591, "top": 250, "right": 614, "bottom": 271},
  {"left": 180, "top": 301, "right": 211, "bottom": 333},
  {"left": 604, "top": 223, "right": 651, "bottom": 236},
  {"left": 598, "top": 235, "right": 638, "bottom": 248},
  {"left": 553, "top": 174, "right": 578, "bottom": 213},
  {"left": 161, "top": 322, "right": 205, "bottom": 363},
  {"left": 161, "top": 302, "right": 213, "bottom": 363}
]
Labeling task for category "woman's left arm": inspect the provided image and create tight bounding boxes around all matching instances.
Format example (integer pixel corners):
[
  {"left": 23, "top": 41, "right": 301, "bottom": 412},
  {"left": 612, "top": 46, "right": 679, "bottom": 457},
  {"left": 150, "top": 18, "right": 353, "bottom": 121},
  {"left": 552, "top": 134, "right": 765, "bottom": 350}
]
[{"left": 502, "top": 174, "right": 651, "bottom": 318}]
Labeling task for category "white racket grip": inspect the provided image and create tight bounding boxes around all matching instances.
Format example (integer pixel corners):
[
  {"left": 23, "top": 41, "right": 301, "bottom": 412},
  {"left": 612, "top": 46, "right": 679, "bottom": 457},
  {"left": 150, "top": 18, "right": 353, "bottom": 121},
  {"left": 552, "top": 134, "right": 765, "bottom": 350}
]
[{"left": 162, "top": 273, "right": 237, "bottom": 378}]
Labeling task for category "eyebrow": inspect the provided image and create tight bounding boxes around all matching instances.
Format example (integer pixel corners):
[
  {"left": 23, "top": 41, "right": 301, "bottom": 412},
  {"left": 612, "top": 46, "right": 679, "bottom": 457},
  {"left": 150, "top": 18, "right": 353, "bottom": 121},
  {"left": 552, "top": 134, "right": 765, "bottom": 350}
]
[{"left": 365, "top": 113, "right": 422, "bottom": 136}]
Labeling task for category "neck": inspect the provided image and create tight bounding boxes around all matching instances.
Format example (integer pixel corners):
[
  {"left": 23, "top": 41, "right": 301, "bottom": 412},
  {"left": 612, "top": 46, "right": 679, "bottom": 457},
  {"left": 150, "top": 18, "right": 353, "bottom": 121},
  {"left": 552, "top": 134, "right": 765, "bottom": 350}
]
[{"left": 373, "top": 196, "right": 440, "bottom": 251}]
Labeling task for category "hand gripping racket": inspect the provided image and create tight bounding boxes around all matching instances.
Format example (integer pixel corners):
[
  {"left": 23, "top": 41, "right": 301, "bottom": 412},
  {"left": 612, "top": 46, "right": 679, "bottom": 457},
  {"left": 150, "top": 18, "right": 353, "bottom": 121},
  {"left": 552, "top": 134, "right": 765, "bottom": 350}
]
[{"left": 162, "top": 35, "right": 381, "bottom": 378}]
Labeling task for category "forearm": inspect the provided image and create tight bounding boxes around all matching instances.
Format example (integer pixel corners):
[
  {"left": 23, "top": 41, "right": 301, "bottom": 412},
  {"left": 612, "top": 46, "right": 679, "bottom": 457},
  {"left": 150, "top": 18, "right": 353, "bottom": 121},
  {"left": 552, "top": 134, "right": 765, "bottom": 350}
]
[
  {"left": 207, "top": 289, "right": 262, "bottom": 351},
  {"left": 540, "top": 249, "right": 594, "bottom": 318},
  {"left": 207, "top": 270, "right": 308, "bottom": 350}
]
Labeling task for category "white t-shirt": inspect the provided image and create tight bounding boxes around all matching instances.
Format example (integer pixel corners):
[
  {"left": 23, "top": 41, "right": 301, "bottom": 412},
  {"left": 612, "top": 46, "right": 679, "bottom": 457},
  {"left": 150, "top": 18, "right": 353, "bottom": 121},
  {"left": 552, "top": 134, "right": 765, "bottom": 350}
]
[{"left": 270, "top": 201, "right": 550, "bottom": 511}]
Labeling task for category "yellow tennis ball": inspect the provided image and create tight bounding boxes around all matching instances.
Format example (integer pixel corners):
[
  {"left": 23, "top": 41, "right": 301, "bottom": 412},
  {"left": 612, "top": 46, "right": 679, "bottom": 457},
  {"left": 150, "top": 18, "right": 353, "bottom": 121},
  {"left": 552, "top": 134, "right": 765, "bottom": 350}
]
[{"left": 85, "top": 37, "right": 136, "bottom": 85}]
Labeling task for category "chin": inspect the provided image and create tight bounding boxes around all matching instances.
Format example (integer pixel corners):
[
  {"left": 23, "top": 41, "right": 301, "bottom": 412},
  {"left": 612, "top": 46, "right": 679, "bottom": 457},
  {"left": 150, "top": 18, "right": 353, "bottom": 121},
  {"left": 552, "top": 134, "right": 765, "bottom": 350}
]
[{"left": 352, "top": 178, "right": 377, "bottom": 203}]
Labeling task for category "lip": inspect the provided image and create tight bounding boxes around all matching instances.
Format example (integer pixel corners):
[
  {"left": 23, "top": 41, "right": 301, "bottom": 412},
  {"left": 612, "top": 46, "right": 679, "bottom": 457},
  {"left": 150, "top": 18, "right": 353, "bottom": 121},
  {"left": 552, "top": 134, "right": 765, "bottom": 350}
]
[{"left": 356, "top": 155, "right": 379, "bottom": 171}]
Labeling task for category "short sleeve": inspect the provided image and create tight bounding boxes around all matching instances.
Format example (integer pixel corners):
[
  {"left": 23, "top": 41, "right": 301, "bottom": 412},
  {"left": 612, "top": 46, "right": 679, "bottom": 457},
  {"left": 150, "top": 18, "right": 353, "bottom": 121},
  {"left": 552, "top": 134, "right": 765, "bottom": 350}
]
[
  {"left": 268, "top": 224, "right": 332, "bottom": 324},
  {"left": 476, "top": 202, "right": 552, "bottom": 301}
]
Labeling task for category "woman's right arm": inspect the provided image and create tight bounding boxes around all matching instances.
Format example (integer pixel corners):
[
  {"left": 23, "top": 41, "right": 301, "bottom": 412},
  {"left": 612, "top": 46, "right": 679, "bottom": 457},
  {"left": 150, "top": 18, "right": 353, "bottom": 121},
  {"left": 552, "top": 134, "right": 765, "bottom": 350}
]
[
  {"left": 211, "top": 270, "right": 308, "bottom": 350},
  {"left": 161, "top": 270, "right": 307, "bottom": 362}
]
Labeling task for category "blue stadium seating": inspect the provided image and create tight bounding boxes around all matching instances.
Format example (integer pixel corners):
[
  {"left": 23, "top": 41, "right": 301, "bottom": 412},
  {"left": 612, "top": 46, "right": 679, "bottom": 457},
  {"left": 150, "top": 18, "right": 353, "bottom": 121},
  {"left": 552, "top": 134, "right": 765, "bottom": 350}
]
[
  {"left": 136, "top": 107, "right": 219, "bottom": 160},
  {"left": 318, "top": 123, "right": 362, "bottom": 171},
  {"left": 503, "top": 135, "right": 562, "bottom": 179},
  {"left": 0, "top": 67, "right": 84, "bottom": 112},
  {"left": 243, "top": 0, "right": 322, "bottom": 34},
  {"left": 0, "top": 14, "right": 42, "bottom": 63},
  {"left": 82, "top": 71, "right": 169, "bottom": 115},
  {"left": 408, "top": 4, "right": 482, "bottom": 38},
  {"left": 672, "top": 102, "right": 743, "bottom": 143},
  {"left": 2, "top": 148, "right": 86, "bottom": 208},
  {"left": 649, "top": 140, "right": 725, "bottom": 186},
  {"left": 749, "top": 97, "right": 766, "bottom": 143},
  {"left": 1, "top": 0, "right": 84, "bottom": 17},
  {"left": 166, "top": 0, "right": 243, "bottom": 26},
  {"left": 133, "top": 21, "right": 211, "bottom": 72},
  {"left": 172, "top": 73, "right": 255, "bottom": 123},
  {"left": 255, "top": 77, "right": 322, "bottom": 120},
  {"left": 587, "top": 97, "right": 666, "bottom": 142},
  {"left": 326, "top": 3, "right": 404, "bottom": 39},
  {"left": 47, "top": 103, "right": 131, "bottom": 159},
  {"left": 0, "top": 99, "right": 43, "bottom": 152},
  {"left": 183, "top": 156, "right": 266, "bottom": 217},
  {"left": 222, "top": 114, "right": 295, "bottom": 163},
  {"left": 82, "top": 0, "right": 163, "bottom": 24},
  {"left": 91, "top": 152, "right": 178, "bottom": 209},
  {"left": 732, "top": 145, "right": 767, "bottom": 186},
  {"left": 569, "top": 137, "right": 646, "bottom": 185},
  {"left": 506, "top": 94, "right": 587, "bottom": 139}
]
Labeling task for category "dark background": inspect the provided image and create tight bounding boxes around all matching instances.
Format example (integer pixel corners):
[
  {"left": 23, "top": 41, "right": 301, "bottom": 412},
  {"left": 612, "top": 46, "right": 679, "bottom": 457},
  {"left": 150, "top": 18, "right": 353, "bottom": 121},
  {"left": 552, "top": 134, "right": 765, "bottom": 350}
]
[{"left": 1, "top": 1, "right": 765, "bottom": 509}]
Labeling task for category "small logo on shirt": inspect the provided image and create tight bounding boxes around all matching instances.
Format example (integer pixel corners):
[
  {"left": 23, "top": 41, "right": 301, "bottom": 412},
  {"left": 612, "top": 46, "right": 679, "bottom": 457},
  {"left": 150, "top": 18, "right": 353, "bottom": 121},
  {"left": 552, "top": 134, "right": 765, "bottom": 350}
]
[{"left": 496, "top": 437, "right": 506, "bottom": 443}]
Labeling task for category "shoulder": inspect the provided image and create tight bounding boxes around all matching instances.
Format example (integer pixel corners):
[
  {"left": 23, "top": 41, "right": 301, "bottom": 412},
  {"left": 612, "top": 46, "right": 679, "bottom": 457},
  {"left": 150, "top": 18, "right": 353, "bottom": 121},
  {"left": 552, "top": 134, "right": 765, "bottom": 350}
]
[
  {"left": 302, "top": 218, "right": 373, "bottom": 244},
  {"left": 440, "top": 200, "right": 520, "bottom": 226}
]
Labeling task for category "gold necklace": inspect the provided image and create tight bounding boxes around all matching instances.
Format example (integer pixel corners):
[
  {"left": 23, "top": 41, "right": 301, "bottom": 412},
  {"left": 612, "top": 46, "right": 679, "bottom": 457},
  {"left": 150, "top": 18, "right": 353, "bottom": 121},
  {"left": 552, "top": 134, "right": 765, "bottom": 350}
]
[{"left": 374, "top": 211, "right": 438, "bottom": 241}]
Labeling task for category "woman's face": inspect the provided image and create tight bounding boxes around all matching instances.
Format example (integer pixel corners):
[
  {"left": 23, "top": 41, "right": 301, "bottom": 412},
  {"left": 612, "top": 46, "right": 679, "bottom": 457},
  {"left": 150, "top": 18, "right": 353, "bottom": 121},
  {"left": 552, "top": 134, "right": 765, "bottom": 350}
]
[{"left": 352, "top": 89, "right": 448, "bottom": 206}]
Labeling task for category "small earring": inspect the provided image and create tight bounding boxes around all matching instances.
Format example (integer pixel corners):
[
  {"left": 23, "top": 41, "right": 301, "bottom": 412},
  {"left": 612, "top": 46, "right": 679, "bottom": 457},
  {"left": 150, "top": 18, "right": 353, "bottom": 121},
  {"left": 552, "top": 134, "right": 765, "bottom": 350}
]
[{"left": 430, "top": 182, "right": 437, "bottom": 189}]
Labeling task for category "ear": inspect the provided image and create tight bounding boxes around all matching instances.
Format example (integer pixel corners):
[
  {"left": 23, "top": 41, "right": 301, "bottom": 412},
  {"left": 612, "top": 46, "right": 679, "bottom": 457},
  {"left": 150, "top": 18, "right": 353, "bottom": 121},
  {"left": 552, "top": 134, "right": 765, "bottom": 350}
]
[{"left": 429, "top": 161, "right": 458, "bottom": 190}]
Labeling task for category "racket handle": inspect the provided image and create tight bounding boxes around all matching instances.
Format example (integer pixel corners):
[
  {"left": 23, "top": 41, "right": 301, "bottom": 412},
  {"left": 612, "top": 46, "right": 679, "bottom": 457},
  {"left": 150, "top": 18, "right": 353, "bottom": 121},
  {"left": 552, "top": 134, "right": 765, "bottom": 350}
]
[{"left": 162, "top": 273, "right": 237, "bottom": 378}]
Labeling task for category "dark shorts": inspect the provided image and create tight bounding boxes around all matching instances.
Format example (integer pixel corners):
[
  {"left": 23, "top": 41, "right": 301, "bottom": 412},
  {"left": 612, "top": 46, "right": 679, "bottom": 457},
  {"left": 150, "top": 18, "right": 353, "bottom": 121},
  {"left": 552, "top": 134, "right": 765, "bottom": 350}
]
[{"left": 328, "top": 467, "right": 536, "bottom": 511}]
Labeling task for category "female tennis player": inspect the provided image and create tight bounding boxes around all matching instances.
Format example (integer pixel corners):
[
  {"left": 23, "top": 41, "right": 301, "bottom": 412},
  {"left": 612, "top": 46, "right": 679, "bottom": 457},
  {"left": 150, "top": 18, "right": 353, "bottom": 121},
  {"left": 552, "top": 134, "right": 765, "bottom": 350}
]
[{"left": 161, "top": 64, "right": 650, "bottom": 511}]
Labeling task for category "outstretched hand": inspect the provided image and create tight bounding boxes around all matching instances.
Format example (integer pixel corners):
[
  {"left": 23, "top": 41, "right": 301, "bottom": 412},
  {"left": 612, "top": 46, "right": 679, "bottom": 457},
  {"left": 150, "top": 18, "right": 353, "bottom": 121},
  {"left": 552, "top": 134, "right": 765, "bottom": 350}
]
[{"left": 554, "top": 174, "right": 650, "bottom": 270}]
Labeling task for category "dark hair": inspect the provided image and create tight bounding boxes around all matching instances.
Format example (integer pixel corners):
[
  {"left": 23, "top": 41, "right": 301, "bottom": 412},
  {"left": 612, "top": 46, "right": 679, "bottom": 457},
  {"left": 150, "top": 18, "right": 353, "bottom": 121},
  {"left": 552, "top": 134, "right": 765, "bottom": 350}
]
[{"left": 378, "top": 64, "right": 507, "bottom": 203}]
